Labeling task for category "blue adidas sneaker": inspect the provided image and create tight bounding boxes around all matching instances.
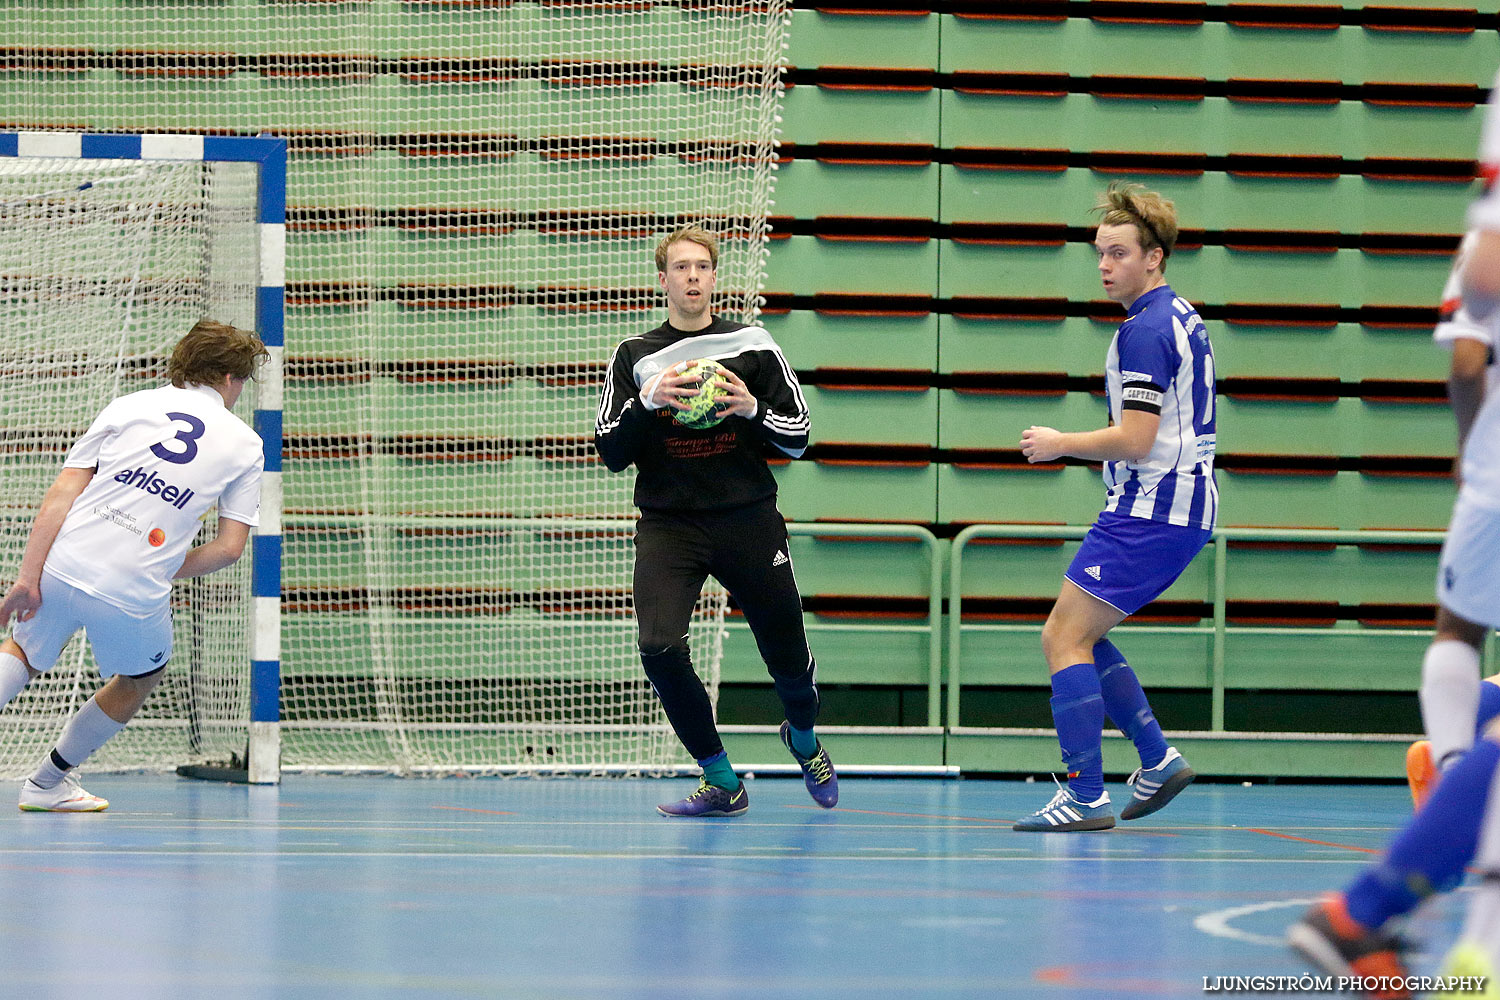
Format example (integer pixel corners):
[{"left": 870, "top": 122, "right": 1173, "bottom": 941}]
[
  {"left": 780, "top": 721, "right": 838, "bottom": 808},
  {"left": 656, "top": 779, "right": 749, "bottom": 818},
  {"left": 1120, "top": 746, "right": 1196, "bottom": 821},
  {"left": 1012, "top": 784, "right": 1114, "bottom": 832}
]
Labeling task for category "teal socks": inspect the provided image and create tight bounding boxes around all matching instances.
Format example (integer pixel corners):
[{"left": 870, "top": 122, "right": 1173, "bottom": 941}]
[
  {"left": 697, "top": 750, "right": 740, "bottom": 791},
  {"left": 787, "top": 724, "right": 817, "bottom": 758}
]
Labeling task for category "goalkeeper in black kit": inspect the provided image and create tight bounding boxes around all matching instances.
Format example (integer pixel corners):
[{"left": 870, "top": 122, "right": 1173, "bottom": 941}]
[{"left": 593, "top": 223, "right": 837, "bottom": 817}]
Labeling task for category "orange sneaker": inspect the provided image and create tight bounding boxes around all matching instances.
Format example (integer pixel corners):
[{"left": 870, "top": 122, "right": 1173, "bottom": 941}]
[
  {"left": 1406, "top": 740, "right": 1435, "bottom": 811},
  {"left": 1288, "top": 894, "right": 1412, "bottom": 999}
]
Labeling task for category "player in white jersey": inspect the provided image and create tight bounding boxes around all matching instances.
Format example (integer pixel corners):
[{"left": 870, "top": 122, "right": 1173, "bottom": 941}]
[
  {"left": 1013, "top": 182, "right": 1215, "bottom": 833},
  {"left": 0, "top": 320, "right": 268, "bottom": 811},
  {"left": 1402, "top": 232, "right": 1500, "bottom": 809},
  {"left": 1289, "top": 78, "right": 1500, "bottom": 992}
]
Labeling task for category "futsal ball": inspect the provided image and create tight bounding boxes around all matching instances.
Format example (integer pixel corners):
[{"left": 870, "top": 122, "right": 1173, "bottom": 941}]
[{"left": 672, "top": 359, "right": 730, "bottom": 430}]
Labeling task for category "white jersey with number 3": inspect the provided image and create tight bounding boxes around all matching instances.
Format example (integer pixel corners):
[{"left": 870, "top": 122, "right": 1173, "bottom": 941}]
[
  {"left": 43, "top": 383, "right": 264, "bottom": 614},
  {"left": 1432, "top": 232, "right": 1500, "bottom": 510}
]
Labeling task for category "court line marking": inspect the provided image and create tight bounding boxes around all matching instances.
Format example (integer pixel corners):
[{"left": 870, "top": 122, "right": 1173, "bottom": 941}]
[
  {"left": 1246, "top": 828, "right": 1379, "bottom": 855},
  {"left": 32, "top": 813, "right": 1401, "bottom": 833},
  {"left": 1193, "top": 897, "right": 1319, "bottom": 946},
  {"left": 775, "top": 805, "right": 1207, "bottom": 837},
  {"left": 781, "top": 804, "right": 1009, "bottom": 823},
  {"left": 1034, "top": 964, "right": 1186, "bottom": 994},
  {"left": 431, "top": 805, "right": 518, "bottom": 816},
  {"left": 0, "top": 848, "right": 1381, "bottom": 863}
]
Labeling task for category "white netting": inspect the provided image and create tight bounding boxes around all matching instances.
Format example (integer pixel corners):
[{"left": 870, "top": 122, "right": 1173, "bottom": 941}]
[
  {"left": 0, "top": 155, "right": 259, "bottom": 777},
  {"left": 2, "top": 2, "right": 788, "bottom": 773}
]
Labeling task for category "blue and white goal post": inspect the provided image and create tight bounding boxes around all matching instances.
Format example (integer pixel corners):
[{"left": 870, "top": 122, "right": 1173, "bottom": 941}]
[{"left": 0, "top": 132, "right": 285, "bottom": 784}]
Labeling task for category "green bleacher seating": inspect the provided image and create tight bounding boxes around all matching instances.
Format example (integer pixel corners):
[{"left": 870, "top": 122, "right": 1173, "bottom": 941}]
[
  {"left": 787, "top": 9, "right": 938, "bottom": 71},
  {"left": 1216, "top": 469, "right": 1451, "bottom": 530},
  {"left": 940, "top": 165, "right": 1475, "bottom": 236},
  {"left": 936, "top": 463, "right": 1104, "bottom": 526},
  {"left": 937, "top": 242, "right": 1453, "bottom": 309},
  {"left": 804, "top": 385, "right": 938, "bottom": 447},
  {"left": 937, "top": 317, "right": 1110, "bottom": 377},
  {"left": 772, "top": 460, "right": 937, "bottom": 522},
  {"left": 761, "top": 311, "right": 939, "bottom": 371},
  {"left": 941, "top": 18, "right": 1495, "bottom": 86},
  {"left": 774, "top": 160, "right": 938, "bottom": 221},
  {"left": 939, "top": 91, "right": 1480, "bottom": 161},
  {"left": 763, "top": 233, "right": 939, "bottom": 296},
  {"left": 1223, "top": 541, "right": 1439, "bottom": 606},
  {"left": 1212, "top": 324, "right": 1445, "bottom": 382},
  {"left": 785, "top": 533, "right": 933, "bottom": 600},
  {"left": 779, "top": 85, "right": 942, "bottom": 146},
  {"left": 937, "top": 390, "right": 1105, "bottom": 451}
]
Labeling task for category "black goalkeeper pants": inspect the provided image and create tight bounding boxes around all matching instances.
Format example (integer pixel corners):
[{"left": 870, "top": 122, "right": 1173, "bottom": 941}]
[{"left": 634, "top": 497, "right": 820, "bottom": 762}]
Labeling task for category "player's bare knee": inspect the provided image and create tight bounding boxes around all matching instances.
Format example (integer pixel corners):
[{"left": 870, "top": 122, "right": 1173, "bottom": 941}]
[
  {"left": 1040, "top": 613, "right": 1075, "bottom": 664},
  {"left": 1, "top": 638, "right": 39, "bottom": 677},
  {"left": 117, "top": 665, "right": 166, "bottom": 698},
  {"left": 1434, "top": 606, "right": 1487, "bottom": 649}
]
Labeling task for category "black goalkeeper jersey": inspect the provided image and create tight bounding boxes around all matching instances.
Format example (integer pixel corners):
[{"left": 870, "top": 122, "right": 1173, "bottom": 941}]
[{"left": 593, "top": 316, "right": 810, "bottom": 512}]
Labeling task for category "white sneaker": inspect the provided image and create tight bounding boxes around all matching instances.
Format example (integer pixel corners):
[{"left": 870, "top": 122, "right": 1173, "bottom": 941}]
[{"left": 19, "top": 774, "right": 108, "bottom": 812}]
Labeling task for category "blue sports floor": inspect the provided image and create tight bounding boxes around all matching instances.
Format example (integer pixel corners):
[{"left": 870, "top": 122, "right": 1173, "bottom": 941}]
[{"left": 0, "top": 775, "right": 1469, "bottom": 999}]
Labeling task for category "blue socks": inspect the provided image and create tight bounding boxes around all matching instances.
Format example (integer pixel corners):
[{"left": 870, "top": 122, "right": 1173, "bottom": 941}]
[
  {"left": 1050, "top": 663, "right": 1106, "bottom": 803},
  {"left": 1344, "top": 736, "right": 1500, "bottom": 929},
  {"left": 1093, "top": 639, "right": 1169, "bottom": 770},
  {"left": 1480, "top": 680, "right": 1500, "bottom": 734},
  {"left": 786, "top": 724, "right": 817, "bottom": 758},
  {"left": 697, "top": 750, "right": 740, "bottom": 791}
]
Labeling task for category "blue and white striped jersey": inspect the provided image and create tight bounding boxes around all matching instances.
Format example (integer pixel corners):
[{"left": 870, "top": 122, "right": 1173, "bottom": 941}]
[{"left": 1101, "top": 284, "right": 1218, "bottom": 528}]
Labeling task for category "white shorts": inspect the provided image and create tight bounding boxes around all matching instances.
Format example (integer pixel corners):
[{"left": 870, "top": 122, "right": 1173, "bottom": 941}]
[
  {"left": 11, "top": 571, "right": 173, "bottom": 678},
  {"left": 1437, "top": 494, "right": 1500, "bottom": 630}
]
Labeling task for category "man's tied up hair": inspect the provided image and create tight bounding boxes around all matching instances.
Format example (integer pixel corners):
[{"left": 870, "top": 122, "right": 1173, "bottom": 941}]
[{"left": 1093, "top": 181, "right": 1178, "bottom": 269}]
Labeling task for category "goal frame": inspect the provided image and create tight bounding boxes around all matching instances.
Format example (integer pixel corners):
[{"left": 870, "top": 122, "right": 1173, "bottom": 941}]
[{"left": 0, "top": 131, "right": 285, "bottom": 784}]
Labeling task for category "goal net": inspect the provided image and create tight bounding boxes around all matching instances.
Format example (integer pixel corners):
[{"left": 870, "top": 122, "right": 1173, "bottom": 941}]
[
  {"left": 0, "top": 152, "right": 261, "bottom": 778},
  {"left": 1, "top": 3, "right": 789, "bottom": 774}
]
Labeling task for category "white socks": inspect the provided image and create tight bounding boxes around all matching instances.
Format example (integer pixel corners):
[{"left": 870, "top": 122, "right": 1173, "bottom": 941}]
[
  {"left": 0, "top": 651, "right": 30, "bottom": 709},
  {"left": 28, "top": 696, "right": 124, "bottom": 789},
  {"left": 1420, "top": 639, "right": 1482, "bottom": 771}
]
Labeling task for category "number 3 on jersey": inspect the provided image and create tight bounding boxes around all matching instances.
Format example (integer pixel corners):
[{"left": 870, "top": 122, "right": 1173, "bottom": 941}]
[{"left": 150, "top": 412, "right": 206, "bottom": 465}]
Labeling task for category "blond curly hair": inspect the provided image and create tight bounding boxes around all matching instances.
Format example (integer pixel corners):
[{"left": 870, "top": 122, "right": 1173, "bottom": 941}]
[{"left": 1092, "top": 181, "right": 1178, "bottom": 271}]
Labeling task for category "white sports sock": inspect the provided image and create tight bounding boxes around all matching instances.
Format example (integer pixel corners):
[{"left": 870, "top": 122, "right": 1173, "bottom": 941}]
[
  {"left": 0, "top": 652, "right": 30, "bottom": 709},
  {"left": 29, "top": 696, "right": 124, "bottom": 789},
  {"left": 1420, "top": 639, "right": 1482, "bottom": 771}
]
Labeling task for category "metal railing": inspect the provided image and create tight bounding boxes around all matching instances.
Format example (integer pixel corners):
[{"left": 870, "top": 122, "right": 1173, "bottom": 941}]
[
  {"left": 285, "top": 514, "right": 1464, "bottom": 737},
  {"left": 947, "top": 525, "right": 1454, "bottom": 731},
  {"left": 783, "top": 522, "right": 943, "bottom": 726},
  {"left": 284, "top": 514, "right": 946, "bottom": 724}
]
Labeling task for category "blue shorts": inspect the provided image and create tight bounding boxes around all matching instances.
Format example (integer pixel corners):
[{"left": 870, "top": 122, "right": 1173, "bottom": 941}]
[{"left": 1064, "top": 511, "right": 1212, "bottom": 616}]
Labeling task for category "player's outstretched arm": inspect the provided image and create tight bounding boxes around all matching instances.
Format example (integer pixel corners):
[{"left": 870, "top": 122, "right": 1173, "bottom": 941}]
[
  {"left": 1463, "top": 230, "right": 1500, "bottom": 321},
  {"left": 174, "top": 518, "right": 252, "bottom": 580},
  {"left": 1020, "top": 410, "right": 1159, "bottom": 464},
  {"left": 1449, "top": 336, "right": 1490, "bottom": 459},
  {"left": 1, "top": 466, "right": 95, "bottom": 623}
]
